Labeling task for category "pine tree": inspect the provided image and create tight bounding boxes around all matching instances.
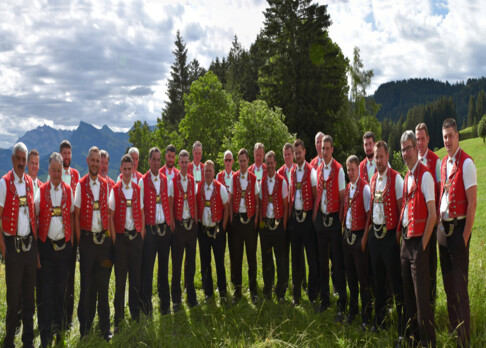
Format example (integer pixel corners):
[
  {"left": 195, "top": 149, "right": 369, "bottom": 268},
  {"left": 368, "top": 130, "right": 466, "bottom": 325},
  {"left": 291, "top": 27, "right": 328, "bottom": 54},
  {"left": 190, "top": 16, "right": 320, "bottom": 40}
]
[
  {"left": 476, "top": 90, "right": 486, "bottom": 122},
  {"left": 467, "top": 94, "right": 477, "bottom": 127},
  {"left": 188, "top": 58, "right": 206, "bottom": 85}
]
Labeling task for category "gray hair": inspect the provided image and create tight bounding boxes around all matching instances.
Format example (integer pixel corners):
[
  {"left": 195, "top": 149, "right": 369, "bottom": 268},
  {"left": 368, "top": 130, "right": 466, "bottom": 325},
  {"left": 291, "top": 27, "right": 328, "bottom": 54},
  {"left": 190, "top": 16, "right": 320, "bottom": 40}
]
[
  {"left": 49, "top": 152, "right": 63, "bottom": 167},
  {"left": 400, "top": 130, "right": 417, "bottom": 147},
  {"left": 224, "top": 150, "right": 233, "bottom": 159},
  {"left": 179, "top": 149, "right": 190, "bottom": 159},
  {"left": 128, "top": 147, "right": 139, "bottom": 156},
  {"left": 265, "top": 150, "right": 276, "bottom": 161},
  {"left": 12, "top": 142, "right": 28, "bottom": 156},
  {"left": 192, "top": 141, "right": 202, "bottom": 150},
  {"left": 315, "top": 132, "right": 325, "bottom": 142},
  {"left": 100, "top": 150, "right": 109, "bottom": 160}
]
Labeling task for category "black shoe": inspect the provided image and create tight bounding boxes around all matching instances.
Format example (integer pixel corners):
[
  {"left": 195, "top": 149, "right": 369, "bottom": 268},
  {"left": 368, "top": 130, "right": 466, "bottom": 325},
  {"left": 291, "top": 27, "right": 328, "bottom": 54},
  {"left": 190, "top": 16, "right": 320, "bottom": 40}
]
[
  {"left": 220, "top": 296, "right": 229, "bottom": 307},
  {"left": 188, "top": 301, "right": 199, "bottom": 309},
  {"left": 335, "top": 312, "right": 344, "bottom": 324},
  {"left": 173, "top": 302, "right": 182, "bottom": 313},
  {"left": 161, "top": 307, "right": 170, "bottom": 315},
  {"left": 251, "top": 294, "right": 259, "bottom": 305},
  {"left": 103, "top": 331, "right": 113, "bottom": 342},
  {"left": 292, "top": 298, "right": 301, "bottom": 306}
]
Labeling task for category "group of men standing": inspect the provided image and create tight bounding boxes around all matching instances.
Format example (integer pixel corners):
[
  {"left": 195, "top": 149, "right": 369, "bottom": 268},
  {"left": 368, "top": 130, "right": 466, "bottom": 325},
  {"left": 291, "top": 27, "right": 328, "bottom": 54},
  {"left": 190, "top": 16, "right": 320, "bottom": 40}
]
[{"left": 0, "top": 117, "right": 477, "bottom": 348}]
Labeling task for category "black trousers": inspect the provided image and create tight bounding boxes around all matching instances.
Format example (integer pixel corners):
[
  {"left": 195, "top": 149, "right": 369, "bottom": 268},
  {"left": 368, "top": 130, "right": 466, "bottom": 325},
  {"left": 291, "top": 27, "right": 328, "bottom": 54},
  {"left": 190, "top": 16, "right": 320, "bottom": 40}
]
[
  {"left": 171, "top": 220, "right": 198, "bottom": 306},
  {"left": 288, "top": 210, "right": 318, "bottom": 302},
  {"left": 38, "top": 239, "right": 72, "bottom": 347},
  {"left": 229, "top": 214, "right": 258, "bottom": 297},
  {"left": 141, "top": 223, "right": 172, "bottom": 315},
  {"left": 368, "top": 227, "right": 405, "bottom": 335},
  {"left": 342, "top": 230, "right": 372, "bottom": 323},
  {"left": 314, "top": 211, "right": 347, "bottom": 311},
  {"left": 64, "top": 236, "right": 77, "bottom": 327},
  {"left": 401, "top": 235, "right": 436, "bottom": 347},
  {"left": 198, "top": 222, "right": 227, "bottom": 298},
  {"left": 429, "top": 228, "right": 437, "bottom": 310},
  {"left": 77, "top": 230, "right": 112, "bottom": 337},
  {"left": 114, "top": 232, "right": 143, "bottom": 326},
  {"left": 260, "top": 219, "right": 288, "bottom": 299},
  {"left": 438, "top": 219, "right": 470, "bottom": 347},
  {"left": 2, "top": 234, "right": 37, "bottom": 348}
]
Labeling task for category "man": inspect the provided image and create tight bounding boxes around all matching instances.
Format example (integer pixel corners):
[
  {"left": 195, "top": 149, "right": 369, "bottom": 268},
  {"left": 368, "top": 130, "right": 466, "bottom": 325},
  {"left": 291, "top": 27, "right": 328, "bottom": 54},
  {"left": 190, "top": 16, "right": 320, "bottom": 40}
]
[
  {"left": 398, "top": 130, "right": 436, "bottom": 347},
  {"left": 438, "top": 118, "right": 477, "bottom": 347},
  {"left": 140, "top": 147, "right": 172, "bottom": 315},
  {"left": 248, "top": 142, "right": 267, "bottom": 184},
  {"left": 362, "top": 141, "right": 405, "bottom": 338},
  {"left": 415, "top": 122, "right": 440, "bottom": 311},
  {"left": 188, "top": 141, "right": 204, "bottom": 184},
  {"left": 342, "top": 155, "right": 372, "bottom": 328},
  {"left": 359, "top": 131, "right": 376, "bottom": 183},
  {"left": 310, "top": 132, "right": 325, "bottom": 169},
  {"left": 312, "top": 135, "right": 346, "bottom": 314},
  {"left": 117, "top": 147, "right": 143, "bottom": 184},
  {"left": 288, "top": 139, "right": 318, "bottom": 306},
  {"left": 197, "top": 160, "right": 229, "bottom": 304},
  {"left": 27, "top": 149, "right": 43, "bottom": 195},
  {"left": 159, "top": 144, "right": 180, "bottom": 182},
  {"left": 169, "top": 150, "right": 198, "bottom": 311},
  {"left": 0, "top": 142, "right": 37, "bottom": 348},
  {"left": 75, "top": 146, "right": 112, "bottom": 340},
  {"left": 259, "top": 151, "right": 288, "bottom": 301},
  {"left": 277, "top": 143, "right": 296, "bottom": 185},
  {"left": 35, "top": 152, "right": 74, "bottom": 347},
  {"left": 109, "top": 154, "right": 144, "bottom": 331},
  {"left": 217, "top": 150, "right": 234, "bottom": 192},
  {"left": 228, "top": 148, "right": 260, "bottom": 304},
  {"left": 100, "top": 150, "right": 115, "bottom": 191}
]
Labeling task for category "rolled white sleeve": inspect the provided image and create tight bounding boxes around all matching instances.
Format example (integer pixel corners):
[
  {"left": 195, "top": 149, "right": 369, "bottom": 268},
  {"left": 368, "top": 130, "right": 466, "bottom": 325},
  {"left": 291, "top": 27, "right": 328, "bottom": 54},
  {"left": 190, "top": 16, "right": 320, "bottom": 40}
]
[
  {"left": 395, "top": 174, "right": 404, "bottom": 200},
  {"left": 282, "top": 182, "right": 288, "bottom": 199},
  {"left": 421, "top": 172, "right": 435, "bottom": 203},
  {"left": 220, "top": 186, "right": 229, "bottom": 204},
  {"left": 74, "top": 183, "right": 81, "bottom": 208},
  {"left": 109, "top": 189, "right": 116, "bottom": 211},
  {"left": 0, "top": 179, "right": 6, "bottom": 207},
  {"left": 168, "top": 181, "right": 174, "bottom": 197},
  {"left": 363, "top": 184, "right": 371, "bottom": 213},
  {"left": 435, "top": 160, "right": 441, "bottom": 183},
  {"left": 310, "top": 168, "right": 317, "bottom": 187},
  {"left": 338, "top": 168, "right": 346, "bottom": 191},
  {"left": 463, "top": 158, "right": 477, "bottom": 190},
  {"left": 34, "top": 188, "right": 41, "bottom": 215}
]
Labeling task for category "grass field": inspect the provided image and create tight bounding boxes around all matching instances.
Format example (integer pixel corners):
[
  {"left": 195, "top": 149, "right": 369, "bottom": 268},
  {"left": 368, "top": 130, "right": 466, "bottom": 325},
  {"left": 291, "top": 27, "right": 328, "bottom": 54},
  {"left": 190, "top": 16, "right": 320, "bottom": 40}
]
[{"left": 1, "top": 137, "right": 485, "bottom": 347}]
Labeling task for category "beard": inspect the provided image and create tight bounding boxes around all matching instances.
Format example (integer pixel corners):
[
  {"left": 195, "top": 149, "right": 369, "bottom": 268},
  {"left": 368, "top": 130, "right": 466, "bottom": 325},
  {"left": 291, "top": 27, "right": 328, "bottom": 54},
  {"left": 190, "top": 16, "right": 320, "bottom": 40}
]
[
  {"left": 63, "top": 159, "right": 71, "bottom": 169},
  {"left": 89, "top": 168, "right": 99, "bottom": 177},
  {"left": 366, "top": 152, "right": 374, "bottom": 160},
  {"left": 166, "top": 162, "right": 174, "bottom": 169}
]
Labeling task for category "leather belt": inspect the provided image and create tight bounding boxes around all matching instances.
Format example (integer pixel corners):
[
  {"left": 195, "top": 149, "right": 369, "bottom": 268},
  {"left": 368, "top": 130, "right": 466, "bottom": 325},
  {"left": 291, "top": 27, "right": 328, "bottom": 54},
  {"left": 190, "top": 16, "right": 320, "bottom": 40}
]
[
  {"left": 148, "top": 223, "right": 167, "bottom": 237},
  {"left": 49, "top": 237, "right": 67, "bottom": 251},
  {"left": 292, "top": 209, "right": 307, "bottom": 223},
  {"left": 202, "top": 224, "right": 220, "bottom": 238},
  {"left": 264, "top": 218, "right": 281, "bottom": 231},
  {"left": 373, "top": 224, "right": 387, "bottom": 239},
  {"left": 84, "top": 230, "right": 108, "bottom": 245},
  {"left": 344, "top": 228, "right": 362, "bottom": 246},
  {"left": 4, "top": 232, "right": 33, "bottom": 253},
  {"left": 124, "top": 229, "right": 138, "bottom": 240},
  {"left": 179, "top": 218, "right": 194, "bottom": 231}
]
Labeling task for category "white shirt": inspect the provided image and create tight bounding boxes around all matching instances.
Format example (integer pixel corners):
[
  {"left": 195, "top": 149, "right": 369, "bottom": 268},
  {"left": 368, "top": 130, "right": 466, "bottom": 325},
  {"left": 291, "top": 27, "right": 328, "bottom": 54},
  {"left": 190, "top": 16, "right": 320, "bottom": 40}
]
[
  {"left": 439, "top": 147, "right": 477, "bottom": 221},
  {"left": 192, "top": 163, "right": 202, "bottom": 182},
  {"left": 319, "top": 159, "right": 346, "bottom": 214},
  {"left": 283, "top": 164, "right": 294, "bottom": 185},
  {"left": 316, "top": 157, "right": 324, "bottom": 167},
  {"left": 253, "top": 165, "right": 264, "bottom": 182},
  {"left": 290, "top": 163, "right": 317, "bottom": 211},
  {"left": 32, "top": 177, "right": 41, "bottom": 197},
  {"left": 223, "top": 170, "right": 233, "bottom": 190},
  {"left": 201, "top": 181, "right": 229, "bottom": 227},
  {"left": 34, "top": 183, "right": 75, "bottom": 241},
  {"left": 109, "top": 181, "right": 144, "bottom": 231},
  {"left": 258, "top": 174, "right": 289, "bottom": 218},
  {"left": 74, "top": 177, "right": 110, "bottom": 232},
  {"left": 228, "top": 171, "right": 260, "bottom": 213},
  {"left": 419, "top": 149, "right": 441, "bottom": 183},
  {"left": 139, "top": 172, "right": 165, "bottom": 224},
  {"left": 402, "top": 161, "right": 435, "bottom": 228},
  {"left": 116, "top": 172, "right": 140, "bottom": 184},
  {"left": 168, "top": 174, "right": 197, "bottom": 220},
  {"left": 163, "top": 167, "right": 177, "bottom": 182},
  {"left": 62, "top": 168, "right": 73, "bottom": 187},
  {"left": 372, "top": 169, "right": 403, "bottom": 225},
  {"left": 0, "top": 170, "right": 32, "bottom": 237},
  {"left": 345, "top": 179, "right": 371, "bottom": 229},
  {"left": 363, "top": 158, "right": 376, "bottom": 181}
]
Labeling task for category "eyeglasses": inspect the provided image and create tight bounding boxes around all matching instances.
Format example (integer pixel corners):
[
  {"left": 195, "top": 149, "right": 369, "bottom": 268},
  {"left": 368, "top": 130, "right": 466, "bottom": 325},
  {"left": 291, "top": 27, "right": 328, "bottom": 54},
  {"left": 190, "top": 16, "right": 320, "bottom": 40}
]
[
  {"left": 224, "top": 159, "right": 232, "bottom": 162},
  {"left": 401, "top": 145, "right": 414, "bottom": 154}
]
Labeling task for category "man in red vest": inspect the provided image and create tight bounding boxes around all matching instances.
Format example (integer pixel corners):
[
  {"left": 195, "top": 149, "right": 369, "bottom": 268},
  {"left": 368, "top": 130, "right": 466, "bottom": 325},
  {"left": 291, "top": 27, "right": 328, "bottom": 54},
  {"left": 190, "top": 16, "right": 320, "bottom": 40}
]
[
  {"left": 259, "top": 151, "right": 288, "bottom": 301},
  {"left": 249, "top": 142, "right": 267, "bottom": 184},
  {"left": 438, "top": 118, "right": 477, "bottom": 347},
  {"left": 228, "top": 148, "right": 260, "bottom": 304},
  {"left": 312, "top": 135, "right": 346, "bottom": 314},
  {"left": 310, "top": 132, "right": 325, "bottom": 169},
  {"left": 27, "top": 149, "right": 42, "bottom": 195},
  {"left": 109, "top": 154, "right": 144, "bottom": 331},
  {"left": 0, "top": 142, "right": 37, "bottom": 348},
  {"left": 359, "top": 131, "right": 376, "bottom": 183},
  {"left": 159, "top": 144, "right": 180, "bottom": 182},
  {"left": 100, "top": 150, "right": 115, "bottom": 191},
  {"left": 288, "top": 139, "right": 318, "bottom": 306},
  {"left": 139, "top": 147, "right": 172, "bottom": 315},
  {"left": 197, "top": 160, "right": 229, "bottom": 304},
  {"left": 188, "top": 141, "right": 204, "bottom": 184},
  {"left": 362, "top": 141, "right": 405, "bottom": 338},
  {"left": 342, "top": 155, "right": 372, "bottom": 328},
  {"left": 74, "top": 146, "right": 112, "bottom": 340},
  {"left": 169, "top": 149, "right": 198, "bottom": 311},
  {"left": 398, "top": 130, "right": 436, "bottom": 347},
  {"left": 35, "top": 152, "right": 74, "bottom": 347},
  {"left": 217, "top": 150, "right": 234, "bottom": 192},
  {"left": 117, "top": 147, "right": 143, "bottom": 184},
  {"left": 277, "top": 143, "right": 295, "bottom": 185}
]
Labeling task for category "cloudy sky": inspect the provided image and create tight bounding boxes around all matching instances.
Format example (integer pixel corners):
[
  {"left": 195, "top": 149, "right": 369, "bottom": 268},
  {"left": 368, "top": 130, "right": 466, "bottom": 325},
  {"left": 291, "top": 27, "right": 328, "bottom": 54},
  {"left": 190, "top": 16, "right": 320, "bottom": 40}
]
[{"left": 1, "top": 0, "right": 485, "bottom": 148}]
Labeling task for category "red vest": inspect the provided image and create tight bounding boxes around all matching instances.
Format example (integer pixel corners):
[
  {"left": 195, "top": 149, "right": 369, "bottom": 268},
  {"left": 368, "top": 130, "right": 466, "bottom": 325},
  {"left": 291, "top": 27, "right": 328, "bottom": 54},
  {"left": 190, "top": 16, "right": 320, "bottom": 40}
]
[
  {"left": 359, "top": 158, "right": 373, "bottom": 184},
  {"left": 439, "top": 148, "right": 472, "bottom": 218},
  {"left": 370, "top": 169, "right": 400, "bottom": 230},
  {"left": 232, "top": 171, "right": 257, "bottom": 218},
  {"left": 290, "top": 162, "right": 314, "bottom": 212},
  {"left": 422, "top": 150, "right": 440, "bottom": 209},
  {"left": 310, "top": 156, "right": 323, "bottom": 170},
  {"left": 278, "top": 164, "right": 295, "bottom": 187},
  {"left": 78, "top": 175, "right": 110, "bottom": 231},
  {"left": 142, "top": 171, "right": 171, "bottom": 226},
  {"left": 38, "top": 181, "right": 72, "bottom": 242},
  {"left": 113, "top": 181, "right": 143, "bottom": 233},
  {"left": 249, "top": 163, "right": 267, "bottom": 183},
  {"left": 31, "top": 177, "right": 43, "bottom": 187},
  {"left": 118, "top": 171, "right": 142, "bottom": 183},
  {"left": 188, "top": 162, "right": 205, "bottom": 182},
  {"left": 316, "top": 159, "right": 342, "bottom": 214},
  {"left": 66, "top": 167, "right": 80, "bottom": 192},
  {"left": 1, "top": 171, "right": 36, "bottom": 236},
  {"left": 261, "top": 173, "right": 285, "bottom": 219},
  {"left": 217, "top": 170, "right": 234, "bottom": 191},
  {"left": 197, "top": 180, "right": 224, "bottom": 223},
  {"left": 343, "top": 178, "right": 368, "bottom": 231},
  {"left": 398, "top": 162, "right": 429, "bottom": 237},
  {"left": 104, "top": 176, "right": 115, "bottom": 191},
  {"left": 173, "top": 173, "right": 196, "bottom": 221},
  {"left": 159, "top": 165, "right": 179, "bottom": 180}
]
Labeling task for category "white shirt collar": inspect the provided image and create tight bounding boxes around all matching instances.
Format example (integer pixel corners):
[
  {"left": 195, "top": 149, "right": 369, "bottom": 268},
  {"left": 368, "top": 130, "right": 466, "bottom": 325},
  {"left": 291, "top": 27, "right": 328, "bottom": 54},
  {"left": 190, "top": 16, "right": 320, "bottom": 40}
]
[
  {"left": 419, "top": 148, "right": 429, "bottom": 160},
  {"left": 409, "top": 159, "right": 420, "bottom": 176},
  {"left": 13, "top": 170, "right": 24, "bottom": 183},
  {"left": 254, "top": 164, "right": 262, "bottom": 171},
  {"left": 205, "top": 181, "right": 214, "bottom": 190},
  {"left": 150, "top": 171, "right": 159, "bottom": 180},
  {"left": 351, "top": 177, "right": 359, "bottom": 188},
  {"left": 324, "top": 158, "right": 332, "bottom": 168},
  {"left": 267, "top": 173, "right": 276, "bottom": 181},
  {"left": 225, "top": 170, "right": 232, "bottom": 177},
  {"left": 297, "top": 162, "right": 305, "bottom": 171},
  {"left": 367, "top": 158, "right": 375, "bottom": 166},
  {"left": 448, "top": 146, "right": 461, "bottom": 162},
  {"left": 377, "top": 168, "right": 388, "bottom": 180}
]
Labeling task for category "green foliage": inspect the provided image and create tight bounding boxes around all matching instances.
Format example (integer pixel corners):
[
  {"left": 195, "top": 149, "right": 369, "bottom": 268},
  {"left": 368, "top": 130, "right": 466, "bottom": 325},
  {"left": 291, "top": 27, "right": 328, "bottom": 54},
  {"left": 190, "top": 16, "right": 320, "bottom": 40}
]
[
  {"left": 153, "top": 118, "right": 184, "bottom": 156},
  {"left": 391, "top": 150, "right": 406, "bottom": 176},
  {"left": 478, "top": 114, "right": 486, "bottom": 143},
  {"left": 467, "top": 94, "right": 477, "bottom": 127},
  {"left": 128, "top": 120, "right": 154, "bottom": 173}
]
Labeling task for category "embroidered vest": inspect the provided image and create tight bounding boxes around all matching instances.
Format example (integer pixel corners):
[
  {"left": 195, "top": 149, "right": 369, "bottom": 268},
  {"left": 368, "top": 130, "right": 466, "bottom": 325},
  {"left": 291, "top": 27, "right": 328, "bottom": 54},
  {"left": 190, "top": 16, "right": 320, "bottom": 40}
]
[
  {"left": 142, "top": 171, "right": 171, "bottom": 226},
  {"left": 232, "top": 171, "right": 257, "bottom": 218},
  {"left": 173, "top": 173, "right": 196, "bottom": 221},
  {"left": 113, "top": 181, "right": 143, "bottom": 233},
  {"left": 197, "top": 180, "right": 224, "bottom": 223},
  {"left": 38, "top": 181, "right": 72, "bottom": 242},
  {"left": 78, "top": 175, "right": 109, "bottom": 231},
  {"left": 343, "top": 177, "right": 367, "bottom": 231},
  {"left": 261, "top": 174, "right": 285, "bottom": 219},
  {"left": 370, "top": 169, "right": 400, "bottom": 230},
  {"left": 249, "top": 163, "right": 267, "bottom": 183},
  {"left": 316, "top": 159, "right": 342, "bottom": 213},
  {"left": 290, "top": 162, "right": 314, "bottom": 211}
]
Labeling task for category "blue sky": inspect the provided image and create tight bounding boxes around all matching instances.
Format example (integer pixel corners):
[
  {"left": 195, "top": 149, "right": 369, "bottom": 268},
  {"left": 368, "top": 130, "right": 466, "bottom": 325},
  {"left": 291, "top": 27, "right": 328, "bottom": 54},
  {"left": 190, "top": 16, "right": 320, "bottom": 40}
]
[{"left": 1, "top": 0, "right": 485, "bottom": 148}]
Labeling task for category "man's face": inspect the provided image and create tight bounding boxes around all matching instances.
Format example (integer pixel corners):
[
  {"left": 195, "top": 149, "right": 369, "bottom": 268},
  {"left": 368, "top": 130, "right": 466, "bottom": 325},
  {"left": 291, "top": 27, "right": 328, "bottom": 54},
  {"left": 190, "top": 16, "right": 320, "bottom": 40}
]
[
  {"left": 49, "top": 160, "right": 62, "bottom": 187},
  {"left": 415, "top": 129, "right": 429, "bottom": 155},
  {"left": 87, "top": 151, "right": 100, "bottom": 178},
  {"left": 130, "top": 152, "right": 139, "bottom": 172},
  {"left": 224, "top": 154, "right": 233, "bottom": 171},
  {"left": 204, "top": 164, "right": 215, "bottom": 184},
  {"left": 165, "top": 151, "right": 175, "bottom": 168},
  {"left": 265, "top": 156, "right": 276, "bottom": 177},
  {"left": 254, "top": 148, "right": 264, "bottom": 166},
  {"left": 100, "top": 156, "right": 109, "bottom": 177},
  {"left": 61, "top": 147, "right": 72, "bottom": 169},
  {"left": 401, "top": 139, "right": 418, "bottom": 170},
  {"left": 347, "top": 161, "right": 359, "bottom": 183},
  {"left": 179, "top": 155, "right": 189, "bottom": 175},
  {"left": 193, "top": 146, "right": 202, "bottom": 164},
  {"left": 149, "top": 151, "right": 161, "bottom": 174},
  {"left": 283, "top": 148, "right": 293, "bottom": 166},
  {"left": 238, "top": 154, "right": 249, "bottom": 173},
  {"left": 374, "top": 146, "right": 389, "bottom": 174},
  {"left": 442, "top": 126, "right": 459, "bottom": 157},
  {"left": 27, "top": 155, "right": 39, "bottom": 178},
  {"left": 315, "top": 134, "right": 324, "bottom": 156},
  {"left": 364, "top": 137, "right": 375, "bottom": 159},
  {"left": 12, "top": 150, "right": 27, "bottom": 177},
  {"left": 322, "top": 141, "right": 333, "bottom": 163},
  {"left": 294, "top": 145, "right": 305, "bottom": 165},
  {"left": 121, "top": 161, "right": 133, "bottom": 184}
]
